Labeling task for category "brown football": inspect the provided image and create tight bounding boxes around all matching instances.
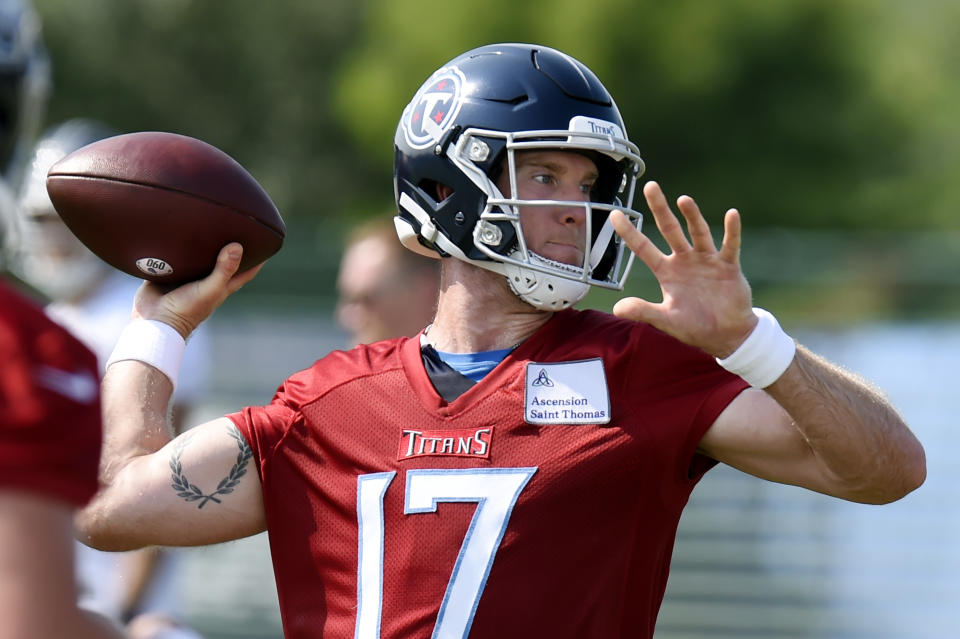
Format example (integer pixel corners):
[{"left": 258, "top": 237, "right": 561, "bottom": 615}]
[{"left": 46, "top": 131, "right": 285, "bottom": 284}]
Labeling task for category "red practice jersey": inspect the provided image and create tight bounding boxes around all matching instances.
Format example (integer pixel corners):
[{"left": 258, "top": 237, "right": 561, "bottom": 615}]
[
  {"left": 0, "top": 281, "right": 101, "bottom": 507},
  {"left": 231, "top": 308, "right": 748, "bottom": 638}
]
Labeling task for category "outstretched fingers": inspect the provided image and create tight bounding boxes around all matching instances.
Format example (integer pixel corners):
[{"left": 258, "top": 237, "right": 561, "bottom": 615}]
[
  {"left": 645, "top": 182, "right": 721, "bottom": 255},
  {"left": 613, "top": 183, "right": 754, "bottom": 355},
  {"left": 643, "top": 181, "right": 691, "bottom": 254},
  {"left": 676, "top": 195, "right": 717, "bottom": 253},
  {"left": 719, "top": 208, "right": 742, "bottom": 264}
]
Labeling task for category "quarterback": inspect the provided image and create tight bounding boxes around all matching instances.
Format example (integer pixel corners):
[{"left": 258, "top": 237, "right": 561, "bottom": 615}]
[{"left": 78, "top": 43, "right": 925, "bottom": 638}]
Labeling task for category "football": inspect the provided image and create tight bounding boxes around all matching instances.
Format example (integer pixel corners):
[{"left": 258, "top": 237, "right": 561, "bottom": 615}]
[{"left": 45, "top": 131, "right": 285, "bottom": 285}]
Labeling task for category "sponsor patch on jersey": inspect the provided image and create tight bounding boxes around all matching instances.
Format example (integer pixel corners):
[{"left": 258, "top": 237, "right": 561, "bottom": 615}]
[
  {"left": 524, "top": 358, "right": 610, "bottom": 425},
  {"left": 398, "top": 426, "right": 493, "bottom": 460},
  {"left": 401, "top": 66, "right": 465, "bottom": 150}
]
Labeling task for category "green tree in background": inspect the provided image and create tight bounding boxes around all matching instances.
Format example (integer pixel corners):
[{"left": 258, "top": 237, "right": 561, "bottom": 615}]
[
  {"left": 31, "top": 0, "right": 960, "bottom": 318},
  {"left": 337, "top": 0, "right": 958, "bottom": 230},
  {"left": 34, "top": 0, "right": 373, "bottom": 305}
]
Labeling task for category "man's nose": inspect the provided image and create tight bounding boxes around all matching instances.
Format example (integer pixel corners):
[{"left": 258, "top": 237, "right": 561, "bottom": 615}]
[{"left": 557, "top": 190, "right": 588, "bottom": 226}]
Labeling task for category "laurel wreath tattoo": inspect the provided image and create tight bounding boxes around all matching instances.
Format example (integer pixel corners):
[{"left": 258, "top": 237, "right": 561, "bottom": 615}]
[{"left": 170, "top": 425, "right": 253, "bottom": 509}]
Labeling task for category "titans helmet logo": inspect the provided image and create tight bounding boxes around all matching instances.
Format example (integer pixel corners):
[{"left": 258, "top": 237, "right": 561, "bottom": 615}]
[{"left": 402, "top": 66, "right": 465, "bottom": 150}]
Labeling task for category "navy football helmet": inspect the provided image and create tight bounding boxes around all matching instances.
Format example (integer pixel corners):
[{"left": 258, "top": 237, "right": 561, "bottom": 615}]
[{"left": 394, "top": 43, "right": 645, "bottom": 310}]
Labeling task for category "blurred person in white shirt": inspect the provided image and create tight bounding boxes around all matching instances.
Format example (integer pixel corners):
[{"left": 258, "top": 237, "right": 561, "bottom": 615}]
[{"left": 15, "top": 117, "right": 211, "bottom": 639}]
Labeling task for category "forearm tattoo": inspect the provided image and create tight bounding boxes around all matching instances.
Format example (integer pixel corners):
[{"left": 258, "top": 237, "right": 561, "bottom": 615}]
[{"left": 169, "top": 424, "right": 253, "bottom": 509}]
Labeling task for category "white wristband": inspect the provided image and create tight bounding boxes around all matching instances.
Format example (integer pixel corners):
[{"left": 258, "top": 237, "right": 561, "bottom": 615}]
[
  {"left": 105, "top": 319, "right": 186, "bottom": 391},
  {"left": 716, "top": 308, "right": 796, "bottom": 388}
]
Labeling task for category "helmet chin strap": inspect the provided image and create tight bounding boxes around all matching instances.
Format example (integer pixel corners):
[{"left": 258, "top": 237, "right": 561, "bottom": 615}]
[
  {"left": 501, "top": 251, "right": 589, "bottom": 311},
  {"left": 501, "top": 214, "right": 619, "bottom": 311}
]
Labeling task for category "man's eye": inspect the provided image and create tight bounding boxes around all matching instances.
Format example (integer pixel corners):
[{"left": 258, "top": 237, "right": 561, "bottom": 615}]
[{"left": 532, "top": 174, "right": 552, "bottom": 185}]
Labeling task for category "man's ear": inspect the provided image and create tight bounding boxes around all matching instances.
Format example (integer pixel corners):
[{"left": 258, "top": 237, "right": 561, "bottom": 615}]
[{"left": 436, "top": 183, "right": 453, "bottom": 201}]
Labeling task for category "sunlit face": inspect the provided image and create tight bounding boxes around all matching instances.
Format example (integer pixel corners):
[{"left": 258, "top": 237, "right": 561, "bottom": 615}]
[{"left": 495, "top": 150, "right": 597, "bottom": 267}]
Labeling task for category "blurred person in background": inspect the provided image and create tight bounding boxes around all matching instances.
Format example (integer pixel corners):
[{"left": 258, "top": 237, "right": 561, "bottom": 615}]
[
  {"left": 1, "top": 198, "right": 125, "bottom": 639},
  {"left": 76, "top": 43, "right": 924, "bottom": 638},
  {"left": 15, "top": 118, "right": 211, "bottom": 639},
  {"left": 0, "top": 4, "right": 123, "bottom": 634},
  {"left": 336, "top": 216, "right": 439, "bottom": 346}
]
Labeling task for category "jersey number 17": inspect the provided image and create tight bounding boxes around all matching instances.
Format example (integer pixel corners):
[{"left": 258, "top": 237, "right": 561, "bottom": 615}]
[{"left": 355, "top": 467, "right": 537, "bottom": 639}]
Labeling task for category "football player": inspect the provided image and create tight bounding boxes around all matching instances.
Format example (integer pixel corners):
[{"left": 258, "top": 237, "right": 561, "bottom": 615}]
[
  {"left": 0, "top": 1, "right": 123, "bottom": 636},
  {"left": 77, "top": 43, "right": 925, "bottom": 638},
  {"left": 0, "top": 274, "right": 128, "bottom": 639},
  {"left": 0, "top": 7, "right": 121, "bottom": 636}
]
